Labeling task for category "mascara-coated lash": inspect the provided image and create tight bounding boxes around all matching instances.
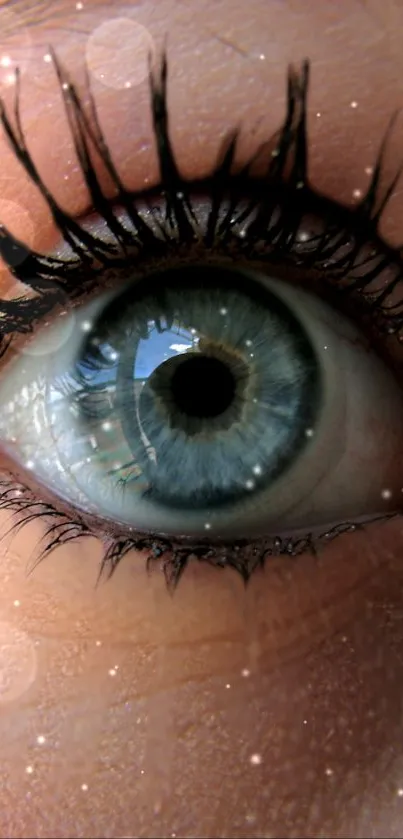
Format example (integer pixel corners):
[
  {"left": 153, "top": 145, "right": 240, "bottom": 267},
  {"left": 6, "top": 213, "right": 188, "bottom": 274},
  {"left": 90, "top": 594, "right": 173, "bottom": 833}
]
[{"left": 0, "top": 51, "right": 400, "bottom": 588}]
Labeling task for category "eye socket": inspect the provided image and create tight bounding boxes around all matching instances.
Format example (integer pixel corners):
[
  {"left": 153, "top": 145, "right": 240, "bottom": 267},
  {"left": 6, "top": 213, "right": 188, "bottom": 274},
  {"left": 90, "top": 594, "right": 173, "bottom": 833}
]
[{"left": 0, "top": 259, "right": 401, "bottom": 543}]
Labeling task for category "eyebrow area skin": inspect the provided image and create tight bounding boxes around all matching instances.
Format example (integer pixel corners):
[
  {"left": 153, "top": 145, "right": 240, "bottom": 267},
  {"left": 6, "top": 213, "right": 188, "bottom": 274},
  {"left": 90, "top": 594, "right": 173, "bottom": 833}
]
[{"left": 1, "top": 2, "right": 403, "bottom": 838}]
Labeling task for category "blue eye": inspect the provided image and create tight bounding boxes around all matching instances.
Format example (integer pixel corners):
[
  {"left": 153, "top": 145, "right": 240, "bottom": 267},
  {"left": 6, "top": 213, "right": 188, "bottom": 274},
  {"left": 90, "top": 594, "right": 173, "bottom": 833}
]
[
  {"left": 1, "top": 259, "right": 401, "bottom": 545},
  {"left": 0, "top": 53, "right": 401, "bottom": 584}
]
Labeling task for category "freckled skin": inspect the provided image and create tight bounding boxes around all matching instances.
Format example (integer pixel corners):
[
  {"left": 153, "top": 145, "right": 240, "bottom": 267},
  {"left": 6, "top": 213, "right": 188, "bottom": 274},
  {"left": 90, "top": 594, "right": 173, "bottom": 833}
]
[{"left": 0, "top": 1, "right": 403, "bottom": 837}]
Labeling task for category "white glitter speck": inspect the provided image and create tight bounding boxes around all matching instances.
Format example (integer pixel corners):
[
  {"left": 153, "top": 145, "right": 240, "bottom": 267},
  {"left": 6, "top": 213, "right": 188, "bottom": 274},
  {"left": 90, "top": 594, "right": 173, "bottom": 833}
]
[
  {"left": 241, "top": 668, "right": 250, "bottom": 677},
  {"left": 13, "top": 600, "right": 20, "bottom": 607},
  {"left": 81, "top": 783, "right": 88, "bottom": 791},
  {"left": 245, "top": 479, "right": 255, "bottom": 490},
  {"left": 252, "top": 464, "right": 262, "bottom": 476},
  {"left": 220, "top": 307, "right": 228, "bottom": 316},
  {"left": 95, "top": 640, "right": 102, "bottom": 646},
  {"left": 325, "top": 767, "right": 333, "bottom": 776},
  {"left": 316, "top": 111, "right": 321, "bottom": 117},
  {"left": 76, "top": 1, "right": 84, "bottom": 8},
  {"left": 204, "top": 522, "right": 211, "bottom": 530},
  {"left": 350, "top": 100, "right": 358, "bottom": 108},
  {"left": 25, "top": 765, "right": 34, "bottom": 774},
  {"left": 225, "top": 683, "right": 231, "bottom": 689},
  {"left": 365, "top": 166, "right": 373, "bottom": 175},
  {"left": 245, "top": 339, "right": 253, "bottom": 347},
  {"left": 101, "top": 421, "right": 113, "bottom": 432},
  {"left": 0, "top": 56, "right": 11, "bottom": 68},
  {"left": 108, "top": 668, "right": 117, "bottom": 677},
  {"left": 305, "top": 428, "right": 314, "bottom": 438},
  {"left": 43, "top": 54, "right": 52, "bottom": 63},
  {"left": 397, "top": 788, "right": 403, "bottom": 797},
  {"left": 37, "top": 735, "right": 46, "bottom": 745},
  {"left": 81, "top": 320, "right": 92, "bottom": 332},
  {"left": 250, "top": 753, "right": 262, "bottom": 765},
  {"left": 352, "top": 189, "right": 362, "bottom": 199},
  {"left": 381, "top": 488, "right": 392, "bottom": 500},
  {"left": 25, "top": 460, "right": 35, "bottom": 470}
]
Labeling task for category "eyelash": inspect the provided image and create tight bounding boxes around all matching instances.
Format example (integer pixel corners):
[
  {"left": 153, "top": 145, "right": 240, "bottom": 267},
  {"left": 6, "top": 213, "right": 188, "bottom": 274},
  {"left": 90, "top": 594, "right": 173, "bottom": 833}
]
[{"left": 0, "top": 52, "right": 400, "bottom": 589}]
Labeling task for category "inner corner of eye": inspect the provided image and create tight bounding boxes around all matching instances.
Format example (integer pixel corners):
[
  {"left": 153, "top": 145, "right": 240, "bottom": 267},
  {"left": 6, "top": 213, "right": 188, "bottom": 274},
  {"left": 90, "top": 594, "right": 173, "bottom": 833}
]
[{"left": 0, "top": 256, "right": 401, "bottom": 558}]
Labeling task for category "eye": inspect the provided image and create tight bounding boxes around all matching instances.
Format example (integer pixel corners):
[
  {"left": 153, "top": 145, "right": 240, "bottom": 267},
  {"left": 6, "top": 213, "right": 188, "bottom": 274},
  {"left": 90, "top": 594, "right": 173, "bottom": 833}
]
[
  {"left": 0, "top": 53, "right": 401, "bottom": 583},
  {"left": 1, "top": 258, "right": 402, "bottom": 543}
]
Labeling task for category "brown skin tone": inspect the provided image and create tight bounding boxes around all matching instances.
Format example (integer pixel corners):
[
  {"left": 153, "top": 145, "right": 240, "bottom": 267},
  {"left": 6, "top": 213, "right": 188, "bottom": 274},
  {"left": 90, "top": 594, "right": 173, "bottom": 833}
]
[{"left": 0, "top": 1, "right": 403, "bottom": 836}]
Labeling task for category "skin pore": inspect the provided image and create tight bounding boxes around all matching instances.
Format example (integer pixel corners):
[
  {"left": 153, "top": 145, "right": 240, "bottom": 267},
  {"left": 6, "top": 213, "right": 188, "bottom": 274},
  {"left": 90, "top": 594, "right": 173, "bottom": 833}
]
[{"left": 1, "top": 0, "right": 403, "bottom": 836}]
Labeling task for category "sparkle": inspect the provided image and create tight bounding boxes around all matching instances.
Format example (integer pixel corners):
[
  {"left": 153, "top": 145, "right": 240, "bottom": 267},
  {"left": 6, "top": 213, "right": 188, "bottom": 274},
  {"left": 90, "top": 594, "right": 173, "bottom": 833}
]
[
  {"left": 43, "top": 53, "right": 52, "bottom": 63},
  {"left": 241, "top": 668, "right": 250, "bottom": 677},
  {"left": 36, "top": 735, "right": 46, "bottom": 745},
  {"left": 81, "top": 320, "right": 92, "bottom": 332},
  {"left": 352, "top": 188, "right": 362, "bottom": 199},
  {"left": 0, "top": 56, "right": 11, "bottom": 68},
  {"left": 101, "top": 421, "right": 113, "bottom": 432},
  {"left": 245, "top": 339, "right": 253, "bottom": 347},
  {"left": 325, "top": 767, "right": 333, "bottom": 776},
  {"left": 76, "top": 1, "right": 84, "bottom": 8},
  {"left": 108, "top": 668, "right": 117, "bottom": 677},
  {"left": 365, "top": 166, "right": 373, "bottom": 175},
  {"left": 259, "top": 53, "right": 266, "bottom": 60},
  {"left": 297, "top": 230, "right": 310, "bottom": 242},
  {"left": 81, "top": 783, "right": 88, "bottom": 791},
  {"left": 397, "top": 788, "right": 403, "bottom": 797},
  {"left": 25, "top": 459, "right": 35, "bottom": 470},
  {"left": 204, "top": 522, "right": 211, "bottom": 530},
  {"left": 250, "top": 753, "right": 262, "bottom": 766},
  {"left": 95, "top": 640, "right": 102, "bottom": 646},
  {"left": 124, "top": 80, "right": 132, "bottom": 89},
  {"left": 220, "top": 307, "right": 228, "bottom": 316},
  {"left": 245, "top": 479, "right": 255, "bottom": 490},
  {"left": 252, "top": 464, "right": 262, "bottom": 476},
  {"left": 62, "top": 82, "right": 69, "bottom": 91},
  {"left": 316, "top": 111, "right": 321, "bottom": 117},
  {"left": 350, "top": 100, "right": 358, "bottom": 108},
  {"left": 25, "top": 765, "right": 34, "bottom": 774},
  {"left": 225, "top": 683, "right": 231, "bottom": 689},
  {"left": 381, "top": 488, "right": 392, "bottom": 500},
  {"left": 13, "top": 600, "right": 20, "bottom": 607},
  {"left": 305, "top": 428, "right": 314, "bottom": 438}
]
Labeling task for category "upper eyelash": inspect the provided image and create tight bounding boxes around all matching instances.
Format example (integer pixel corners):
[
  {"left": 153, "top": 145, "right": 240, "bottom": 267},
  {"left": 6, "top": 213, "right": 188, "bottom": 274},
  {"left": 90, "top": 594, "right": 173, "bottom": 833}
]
[{"left": 0, "top": 49, "right": 400, "bottom": 588}]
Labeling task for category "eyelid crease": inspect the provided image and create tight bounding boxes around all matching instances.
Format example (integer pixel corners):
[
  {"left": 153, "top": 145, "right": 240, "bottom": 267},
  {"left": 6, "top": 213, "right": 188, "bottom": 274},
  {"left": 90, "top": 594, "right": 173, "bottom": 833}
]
[{"left": 0, "top": 49, "right": 402, "bottom": 586}]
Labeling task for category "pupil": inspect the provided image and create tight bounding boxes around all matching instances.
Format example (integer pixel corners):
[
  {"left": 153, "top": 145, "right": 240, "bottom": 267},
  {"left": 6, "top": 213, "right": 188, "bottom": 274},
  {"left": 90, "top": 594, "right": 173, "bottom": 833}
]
[{"left": 171, "top": 355, "right": 236, "bottom": 418}]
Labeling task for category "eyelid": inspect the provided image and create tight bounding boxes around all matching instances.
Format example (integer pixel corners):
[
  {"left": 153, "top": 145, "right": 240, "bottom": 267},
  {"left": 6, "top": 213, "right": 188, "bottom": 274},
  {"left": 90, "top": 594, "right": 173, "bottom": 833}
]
[{"left": 0, "top": 14, "right": 398, "bottom": 277}]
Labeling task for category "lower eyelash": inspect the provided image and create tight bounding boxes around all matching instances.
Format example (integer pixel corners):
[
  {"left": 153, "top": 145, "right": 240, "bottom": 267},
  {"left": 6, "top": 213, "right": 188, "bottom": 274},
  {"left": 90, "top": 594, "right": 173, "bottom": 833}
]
[{"left": 0, "top": 471, "right": 398, "bottom": 589}]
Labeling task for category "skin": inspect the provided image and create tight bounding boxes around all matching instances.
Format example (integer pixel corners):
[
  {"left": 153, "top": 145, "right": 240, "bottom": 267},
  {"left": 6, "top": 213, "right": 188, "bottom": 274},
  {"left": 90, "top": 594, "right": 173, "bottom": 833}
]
[{"left": 1, "top": 0, "right": 403, "bottom": 836}]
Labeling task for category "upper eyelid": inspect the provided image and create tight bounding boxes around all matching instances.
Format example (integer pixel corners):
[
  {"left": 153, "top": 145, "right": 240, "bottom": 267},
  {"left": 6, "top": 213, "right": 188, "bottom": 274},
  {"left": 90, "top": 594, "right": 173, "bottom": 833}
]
[{"left": 0, "top": 9, "right": 401, "bottom": 264}]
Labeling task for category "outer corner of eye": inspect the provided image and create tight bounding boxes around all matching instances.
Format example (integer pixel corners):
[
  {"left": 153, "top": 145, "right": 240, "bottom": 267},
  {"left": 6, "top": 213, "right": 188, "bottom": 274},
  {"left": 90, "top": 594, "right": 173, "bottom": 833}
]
[{"left": 0, "top": 261, "right": 401, "bottom": 548}]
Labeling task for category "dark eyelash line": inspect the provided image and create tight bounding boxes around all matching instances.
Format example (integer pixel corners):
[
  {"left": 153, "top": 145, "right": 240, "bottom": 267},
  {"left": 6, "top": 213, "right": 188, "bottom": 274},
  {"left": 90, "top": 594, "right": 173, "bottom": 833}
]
[{"left": 0, "top": 50, "right": 401, "bottom": 588}]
